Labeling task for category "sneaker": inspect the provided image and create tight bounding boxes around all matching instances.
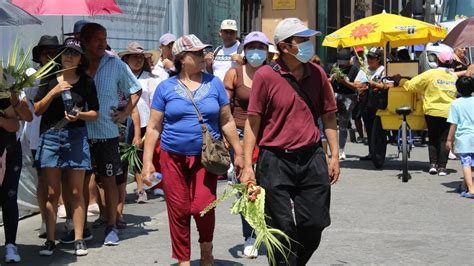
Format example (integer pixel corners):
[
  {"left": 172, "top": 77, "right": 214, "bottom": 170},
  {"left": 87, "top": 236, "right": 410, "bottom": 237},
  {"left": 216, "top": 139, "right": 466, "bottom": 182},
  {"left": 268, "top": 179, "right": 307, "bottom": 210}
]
[
  {"left": 64, "top": 218, "right": 74, "bottom": 233},
  {"left": 92, "top": 216, "right": 107, "bottom": 228},
  {"left": 104, "top": 226, "right": 120, "bottom": 246},
  {"left": 57, "top": 204, "right": 67, "bottom": 219},
  {"left": 243, "top": 237, "right": 258, "bottom": 258},
  {"left": 38, "top": 222, "right": 47, "bottom": 239},
  {"left": 74, "top": 240, "right": 88, "bottom": 256},
  {"left": 136, "top": 190, "right": 148, "bottom": 204},
  {"left": 339, "top": 151, "right": 346, "bottom": 161},
  {"left": 116, "top": 217, "right": 127, "bottom": 229},
  {"left": 5, "top": 243, "right": 20, "bottom": 263},
  {"left": 153, "top": 188, "right": 165, "bottom": 197},
  {"left": 438, "top": 168, "right": 448, "bottom": 176},
  {"left": 448, "top": 150, "right": 457, "bottom": 160},
  {"left": 88, "top": 203, "right": 100, "bottom": 215},
  {"left": 39, "top": 240, "right": 56, "bottom": 256},
  {"left": 428, "top": 164, "right": 438, "bottom": 175},
  {"left": 60, "top": 228, "right": 93, "bottom": 244}
]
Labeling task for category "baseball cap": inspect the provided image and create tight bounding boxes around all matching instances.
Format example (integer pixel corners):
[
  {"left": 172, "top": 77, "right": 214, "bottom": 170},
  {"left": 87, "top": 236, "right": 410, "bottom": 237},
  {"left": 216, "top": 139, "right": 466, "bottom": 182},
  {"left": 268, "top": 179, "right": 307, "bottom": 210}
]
[
  {"left": 437, "top": 51, "right": 454, "bottom": 63},
  {"left": 172, "top": 34, "right": 212, "bottom": 56},
  {"left": 354, "top": 46, "right": 364, "bottom": 53},
  {"left": 243, "top": 31, "right": 269, "bottom": 48},
  {"left": 268, "top": 43, "right": 279, "bottom": 54},
  {"left": 62, "top": 37, "right": 84, "bottom": 54},
  {"left": 220, "top": 19, "right": 238, "bottom": 31},
  {"left": 337, "top": 48, "right": 351, "bottom": 65},
  {"left": 65, "top": 20, "right": 90, "bottom": 36},
  {"left": 367, "top": 47, "right": 383, "bottom": 58},
  {"left": 159, "top": 33, "right": 176, "bottom": 46},
  {"left": 273, "top": 18, "right": 321, "bottom": 44}
]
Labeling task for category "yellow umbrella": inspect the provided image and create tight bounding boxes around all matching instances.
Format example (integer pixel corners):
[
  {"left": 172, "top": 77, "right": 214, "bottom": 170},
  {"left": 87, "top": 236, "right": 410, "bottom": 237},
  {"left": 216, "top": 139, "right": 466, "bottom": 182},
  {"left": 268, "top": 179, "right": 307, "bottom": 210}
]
[{"left": 322, "top": 11, "right": 447, "bottom": 48}]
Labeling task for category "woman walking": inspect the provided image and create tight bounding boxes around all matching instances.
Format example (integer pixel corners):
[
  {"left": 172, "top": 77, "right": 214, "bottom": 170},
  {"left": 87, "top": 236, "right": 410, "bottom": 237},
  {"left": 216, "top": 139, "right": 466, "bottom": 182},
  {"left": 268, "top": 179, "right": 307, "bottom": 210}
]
[
  {"left": 223, "top": 31, "right": 269, "bottom": 258},
  {"left": 34, "top": 38, "right": 99, "bottom": 256},
  {"left": 141, "top": 34, "right": 243, "bottom": 266}
]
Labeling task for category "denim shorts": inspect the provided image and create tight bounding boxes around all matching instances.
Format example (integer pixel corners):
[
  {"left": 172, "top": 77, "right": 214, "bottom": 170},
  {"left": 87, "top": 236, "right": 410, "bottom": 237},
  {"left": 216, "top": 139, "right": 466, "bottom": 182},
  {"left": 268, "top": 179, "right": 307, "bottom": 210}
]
[
  {"left": 460, "top": 153, "right": 474, "bottom": 167},
  {"left": 35, "top": 127, "right": 91, "bottom": 170}
]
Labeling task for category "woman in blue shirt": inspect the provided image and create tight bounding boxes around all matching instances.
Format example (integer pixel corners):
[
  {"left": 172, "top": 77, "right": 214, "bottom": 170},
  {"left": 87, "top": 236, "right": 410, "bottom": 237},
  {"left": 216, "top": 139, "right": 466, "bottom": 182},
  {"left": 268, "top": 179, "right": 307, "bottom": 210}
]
[{"left": 141, "top": 35, "right": 243, "bottom": 266}]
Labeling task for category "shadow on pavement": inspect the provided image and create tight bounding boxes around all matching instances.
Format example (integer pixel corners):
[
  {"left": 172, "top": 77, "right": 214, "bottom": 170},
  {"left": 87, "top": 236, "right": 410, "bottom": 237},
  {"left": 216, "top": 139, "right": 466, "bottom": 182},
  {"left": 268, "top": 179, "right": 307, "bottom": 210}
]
[
  {"left": 171, "top": 259, "right": 244, "bottom": 266},
  {"left": 15, "top": 243, "right": 78, "bottom": 265},
  {"left": 440, "top": 179, "right": 464, "bottom": 194}
]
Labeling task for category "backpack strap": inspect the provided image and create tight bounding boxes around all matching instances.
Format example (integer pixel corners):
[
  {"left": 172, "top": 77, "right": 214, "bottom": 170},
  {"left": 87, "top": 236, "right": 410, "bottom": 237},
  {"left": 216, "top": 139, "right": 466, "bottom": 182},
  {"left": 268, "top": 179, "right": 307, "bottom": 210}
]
[{"left": 270, "top": 62, "right": 318, "bottom": 121}]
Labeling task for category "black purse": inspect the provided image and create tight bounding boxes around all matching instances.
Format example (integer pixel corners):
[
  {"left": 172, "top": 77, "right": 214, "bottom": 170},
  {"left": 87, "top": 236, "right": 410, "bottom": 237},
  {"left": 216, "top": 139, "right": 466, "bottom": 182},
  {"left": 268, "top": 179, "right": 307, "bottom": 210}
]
[{"left": 366, "top": 86, "right": 388, "bottom": 110}]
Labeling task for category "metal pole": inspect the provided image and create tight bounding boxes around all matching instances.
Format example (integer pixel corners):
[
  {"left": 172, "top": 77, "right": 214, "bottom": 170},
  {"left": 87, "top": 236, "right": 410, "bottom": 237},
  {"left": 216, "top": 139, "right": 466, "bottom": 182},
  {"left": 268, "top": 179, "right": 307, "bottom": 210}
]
[
  {"left": 317, "top": 0, "right": 327, "bottom": 65},
  {"left": 424, "top": 0, "right": 432, "bottom": 23}
]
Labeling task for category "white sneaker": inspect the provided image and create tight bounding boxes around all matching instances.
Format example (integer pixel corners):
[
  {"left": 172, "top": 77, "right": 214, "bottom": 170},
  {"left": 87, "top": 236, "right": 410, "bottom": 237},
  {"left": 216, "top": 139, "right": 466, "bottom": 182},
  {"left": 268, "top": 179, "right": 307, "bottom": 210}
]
[
  {"left": 5, "top": 243, "right": 21, "bottom": 263},
  {"left": 243, "top": 237, "right": 258, "bottom": 258},
  {"left": 339, "top": 151, "right": 346, "bottom": 160},
  {"left": 88, "top": 203, "right": 100, "bottom": 214},
  {"left": 57, "top": 204, "right": 67, "bottom": 219},
  {"left": 448, "top": 151, "right": 457, "bottom": 160}
]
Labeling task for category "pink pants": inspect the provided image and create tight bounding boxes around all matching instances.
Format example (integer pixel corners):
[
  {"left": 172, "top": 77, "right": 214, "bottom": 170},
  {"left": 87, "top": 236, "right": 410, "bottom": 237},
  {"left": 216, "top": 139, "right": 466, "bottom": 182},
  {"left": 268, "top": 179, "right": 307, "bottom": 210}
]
[{"left": 160, "top": 150, "right": 217, "bottom": 261}]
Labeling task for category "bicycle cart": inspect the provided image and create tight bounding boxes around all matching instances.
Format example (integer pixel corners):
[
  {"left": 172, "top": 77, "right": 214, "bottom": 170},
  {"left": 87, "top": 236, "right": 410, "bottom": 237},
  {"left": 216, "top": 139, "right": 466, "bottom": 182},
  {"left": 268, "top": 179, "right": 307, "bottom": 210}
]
[{"left": 371, "top": 78, "right": 427, "bottom": 182}]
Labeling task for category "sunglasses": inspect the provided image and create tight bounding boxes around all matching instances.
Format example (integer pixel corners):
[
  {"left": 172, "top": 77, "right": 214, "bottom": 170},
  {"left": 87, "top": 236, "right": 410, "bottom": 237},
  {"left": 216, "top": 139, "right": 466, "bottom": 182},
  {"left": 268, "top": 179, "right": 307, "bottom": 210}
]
[{"left": 63, "top": 48, "right": 81, "bottom": 57}]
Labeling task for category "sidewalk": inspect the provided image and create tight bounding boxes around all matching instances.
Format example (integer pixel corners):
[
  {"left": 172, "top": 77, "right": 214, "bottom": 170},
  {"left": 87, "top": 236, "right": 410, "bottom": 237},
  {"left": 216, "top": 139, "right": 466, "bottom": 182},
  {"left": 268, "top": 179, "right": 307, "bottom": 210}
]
[{"left": 3, "top": 142, "right": 473, "bottom": 265}]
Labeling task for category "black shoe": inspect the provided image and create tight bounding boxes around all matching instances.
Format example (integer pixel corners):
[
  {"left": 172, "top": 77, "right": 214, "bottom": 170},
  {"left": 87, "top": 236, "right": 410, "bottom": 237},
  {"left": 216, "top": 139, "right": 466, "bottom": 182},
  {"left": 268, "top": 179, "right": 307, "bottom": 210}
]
[
  {"left": 60, "top": 228, "right": 93, "bottom": 244},
  {"left": 74, "top": 240, "right": 88, "bottom": 256},
  {"left": 39, "top": 240, "right": 56, "bottom": 256},
  {"left": 360, "top": 154, "right": 372, "bottom": 161}
]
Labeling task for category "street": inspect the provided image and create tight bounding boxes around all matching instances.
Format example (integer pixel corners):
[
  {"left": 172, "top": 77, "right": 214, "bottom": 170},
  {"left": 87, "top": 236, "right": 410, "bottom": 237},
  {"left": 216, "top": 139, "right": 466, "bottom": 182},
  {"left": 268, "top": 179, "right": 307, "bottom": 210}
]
[{"left": 7, "top": 141, "right": 474, "bottom": 265}]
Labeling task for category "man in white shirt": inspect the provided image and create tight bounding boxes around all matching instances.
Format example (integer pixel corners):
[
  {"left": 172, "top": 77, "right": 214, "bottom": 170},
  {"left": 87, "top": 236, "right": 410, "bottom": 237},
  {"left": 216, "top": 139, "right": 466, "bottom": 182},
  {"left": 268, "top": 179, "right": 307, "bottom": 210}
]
[
  {"left": 205, "top": 19, "right": 240, "bottom": 81},
  {"left": 152, "top": 33, "right": 176, "bottom": 80}
]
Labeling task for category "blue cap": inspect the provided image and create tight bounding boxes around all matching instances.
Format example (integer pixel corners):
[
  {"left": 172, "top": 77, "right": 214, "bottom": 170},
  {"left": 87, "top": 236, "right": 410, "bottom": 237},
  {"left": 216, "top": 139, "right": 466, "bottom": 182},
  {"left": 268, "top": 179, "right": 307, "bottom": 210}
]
[{"left": 65, "top": 20, "right": 90, "bottom": 36}]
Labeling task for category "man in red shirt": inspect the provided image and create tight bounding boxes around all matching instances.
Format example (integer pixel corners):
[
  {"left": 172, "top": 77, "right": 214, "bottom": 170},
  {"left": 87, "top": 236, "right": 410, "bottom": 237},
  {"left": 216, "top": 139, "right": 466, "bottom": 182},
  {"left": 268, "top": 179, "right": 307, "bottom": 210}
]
[{"left": 240, "top": 18, "right": 340, "bottom": 265}]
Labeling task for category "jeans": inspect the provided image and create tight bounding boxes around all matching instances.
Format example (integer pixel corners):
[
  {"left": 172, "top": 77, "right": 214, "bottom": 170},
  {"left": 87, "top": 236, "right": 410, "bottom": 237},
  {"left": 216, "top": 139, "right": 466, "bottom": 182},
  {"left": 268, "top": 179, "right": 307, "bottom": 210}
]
[
  {"left": 336, "top": 93, "right": 357, "bottom": 151},
  {"left": 1, "top": 140, "right": 22, "bottom": 245},
  {"left": 256, "top": 145, "right": 330, "bottom": 266}
]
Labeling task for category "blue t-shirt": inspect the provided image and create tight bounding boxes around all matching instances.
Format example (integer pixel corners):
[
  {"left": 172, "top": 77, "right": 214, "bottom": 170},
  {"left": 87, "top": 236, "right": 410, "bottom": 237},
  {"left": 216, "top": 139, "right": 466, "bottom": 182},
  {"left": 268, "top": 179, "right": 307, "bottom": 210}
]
[
  {"left": 447, "top": 96, "right": 474, "bottom": 153},
  {"left": 151, "top": 73, "right": 229, "bottom": 155}
]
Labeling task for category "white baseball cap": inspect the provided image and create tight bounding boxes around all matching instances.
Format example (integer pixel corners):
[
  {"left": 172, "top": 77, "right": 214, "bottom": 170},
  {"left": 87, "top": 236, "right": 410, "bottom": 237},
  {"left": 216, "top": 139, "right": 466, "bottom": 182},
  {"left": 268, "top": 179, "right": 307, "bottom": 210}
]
[
  {"left": 273, "top": 18, "right": 321, "bottom": 44},
  {"left": 220, "top": 19, "right": 238, "bottom": 31}
]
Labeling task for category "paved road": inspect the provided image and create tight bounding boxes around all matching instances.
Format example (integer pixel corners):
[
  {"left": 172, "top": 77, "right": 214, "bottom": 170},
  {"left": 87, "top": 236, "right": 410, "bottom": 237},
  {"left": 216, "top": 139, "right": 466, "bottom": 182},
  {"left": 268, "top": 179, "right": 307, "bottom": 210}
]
[{"left": 4, "top": 142, "right": 473, "bottom": 265}]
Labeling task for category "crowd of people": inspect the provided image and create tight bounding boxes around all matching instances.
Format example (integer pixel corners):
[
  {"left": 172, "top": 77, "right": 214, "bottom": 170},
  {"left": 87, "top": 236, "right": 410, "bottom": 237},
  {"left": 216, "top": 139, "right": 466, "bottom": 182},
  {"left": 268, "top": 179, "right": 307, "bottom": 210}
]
[{"left": 0, "top": 15, "right": 473, "bottom": 266}]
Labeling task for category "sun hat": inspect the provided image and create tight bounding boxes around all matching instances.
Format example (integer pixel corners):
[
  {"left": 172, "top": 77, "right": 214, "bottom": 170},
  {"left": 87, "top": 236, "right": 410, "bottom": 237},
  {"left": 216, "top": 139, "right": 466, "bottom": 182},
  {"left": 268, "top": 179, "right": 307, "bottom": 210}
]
[
  {"left": 159, "top": 33, "right": 176, "bottom": 46},
  {"left": 172, "top": 34, "right": 211, "bottom": 56},
  {"left": 243, "top": 31, "right": 269, "bottom": 48},
  {"left": 32, "top": 35, "right": 61, "bottom": 63},
  {"left": 273, "top": 17, "right": 321, "bottom": 44},
  {"left": 118, "top": 42, "right": 152, "bottom": 58},
  {"left": 64, "top": 20, "right": 90, "bottom": 36},
  {"left": 220, "top": 19, "right": 238, "bottom": 31},
  {"left": 62, "top": 37, "right": 84, "bottom": 54}
]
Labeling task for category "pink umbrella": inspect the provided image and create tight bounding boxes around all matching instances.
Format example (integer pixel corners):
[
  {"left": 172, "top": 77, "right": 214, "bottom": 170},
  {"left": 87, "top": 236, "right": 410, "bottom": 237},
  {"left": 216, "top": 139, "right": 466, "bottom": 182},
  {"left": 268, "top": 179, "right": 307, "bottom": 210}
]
[{"left": 11, "top": 0, "right": 122, "bottom": 16}]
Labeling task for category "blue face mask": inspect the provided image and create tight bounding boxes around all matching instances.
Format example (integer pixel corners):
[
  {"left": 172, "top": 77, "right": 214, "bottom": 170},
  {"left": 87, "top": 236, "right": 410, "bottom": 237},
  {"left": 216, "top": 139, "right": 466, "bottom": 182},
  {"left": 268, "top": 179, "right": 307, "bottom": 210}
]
[
  {"left": 290, "top": 41, "right": 315, "bottom": 63},
  {"left": 246, "top": 49, "right": 267, "bottom": 67}
]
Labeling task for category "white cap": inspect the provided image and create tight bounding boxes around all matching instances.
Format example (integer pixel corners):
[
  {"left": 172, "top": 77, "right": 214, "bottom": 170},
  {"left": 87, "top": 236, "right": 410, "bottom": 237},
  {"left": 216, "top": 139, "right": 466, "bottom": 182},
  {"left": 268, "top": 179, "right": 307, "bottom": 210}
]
[
  {"left": 220, "top": 19, "right": 238, "bottom": 31},
  {"left": 268, "top": 43, "right": 279, "bottom": 54},
  {"left": 159, "top": 33, "right": 176, "bottom": 46},
  {"left": 273, "top": 18, "right": 321, "bottom": 44}
]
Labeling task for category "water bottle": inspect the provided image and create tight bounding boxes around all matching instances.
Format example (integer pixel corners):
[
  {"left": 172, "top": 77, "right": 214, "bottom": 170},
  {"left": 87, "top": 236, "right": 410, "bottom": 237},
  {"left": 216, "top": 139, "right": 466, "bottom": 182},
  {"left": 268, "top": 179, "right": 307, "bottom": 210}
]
[
  {"left": 143, "top": 172, "right": 162, "bottom": 191},
  {"left": 61, "top": 90, "right": 74, "bottom": 114}
]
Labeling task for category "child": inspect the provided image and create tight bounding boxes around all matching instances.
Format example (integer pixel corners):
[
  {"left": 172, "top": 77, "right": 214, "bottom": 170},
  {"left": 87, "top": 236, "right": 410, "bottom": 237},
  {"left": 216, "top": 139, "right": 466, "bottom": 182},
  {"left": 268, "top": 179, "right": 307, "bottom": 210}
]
[{"left": 446, "top": 76, "right": 474, "bottom": 198}]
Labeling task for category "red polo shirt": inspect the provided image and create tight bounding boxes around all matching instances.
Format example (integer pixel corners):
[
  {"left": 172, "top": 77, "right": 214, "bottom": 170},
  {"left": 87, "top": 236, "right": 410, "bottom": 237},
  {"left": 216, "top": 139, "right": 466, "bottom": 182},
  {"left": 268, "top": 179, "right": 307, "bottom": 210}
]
[{"left": 247, "top": 59, "right": 337, "bottom": 150}]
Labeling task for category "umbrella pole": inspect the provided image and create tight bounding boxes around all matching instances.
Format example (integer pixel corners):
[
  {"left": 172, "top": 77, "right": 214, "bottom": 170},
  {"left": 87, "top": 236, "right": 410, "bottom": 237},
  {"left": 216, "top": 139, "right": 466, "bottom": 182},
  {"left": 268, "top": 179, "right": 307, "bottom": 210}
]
[
  {"left": 61, "top": 15, "right": 64, "bottom": 42},
  {"left": 384, "top": 41, "right": 387, "bottom": 72}
]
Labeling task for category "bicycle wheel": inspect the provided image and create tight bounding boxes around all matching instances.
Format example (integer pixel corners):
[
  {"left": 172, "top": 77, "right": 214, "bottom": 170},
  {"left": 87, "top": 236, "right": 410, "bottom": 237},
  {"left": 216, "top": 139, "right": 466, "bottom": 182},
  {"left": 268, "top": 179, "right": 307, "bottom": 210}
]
[
  {"left": 371, "top": 116, "right": 387, "bottom": 169},
  {"left": 401, "top": 120, "right": 409, "bottom": 182}
]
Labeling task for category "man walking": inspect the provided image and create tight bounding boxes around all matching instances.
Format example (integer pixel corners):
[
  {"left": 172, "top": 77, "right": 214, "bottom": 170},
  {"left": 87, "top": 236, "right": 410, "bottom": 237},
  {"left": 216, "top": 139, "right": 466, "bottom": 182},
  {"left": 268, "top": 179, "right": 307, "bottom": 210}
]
[
  {"left": 240, "top": 18, "right": 340, "bottom": 265},
  {"left": 205, "top": 19, "right": 240, "bottom": 81},
  {"left": 80, "top": 23, "right": 142, "bottom": 246}
]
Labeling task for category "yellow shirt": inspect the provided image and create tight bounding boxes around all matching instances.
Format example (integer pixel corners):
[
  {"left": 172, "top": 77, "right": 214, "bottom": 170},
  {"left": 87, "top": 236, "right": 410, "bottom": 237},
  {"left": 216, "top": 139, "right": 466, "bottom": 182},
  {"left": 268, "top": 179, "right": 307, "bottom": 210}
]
[{"left": 403, "top": 68, "right": 457, "bottom": 118}]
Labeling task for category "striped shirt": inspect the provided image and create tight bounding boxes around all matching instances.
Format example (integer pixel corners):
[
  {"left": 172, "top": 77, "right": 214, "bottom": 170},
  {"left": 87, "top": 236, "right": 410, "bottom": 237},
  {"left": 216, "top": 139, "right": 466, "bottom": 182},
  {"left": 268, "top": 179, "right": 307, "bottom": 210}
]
[{"left": 86, "top": 53, "right": 142, "bottom": 139}]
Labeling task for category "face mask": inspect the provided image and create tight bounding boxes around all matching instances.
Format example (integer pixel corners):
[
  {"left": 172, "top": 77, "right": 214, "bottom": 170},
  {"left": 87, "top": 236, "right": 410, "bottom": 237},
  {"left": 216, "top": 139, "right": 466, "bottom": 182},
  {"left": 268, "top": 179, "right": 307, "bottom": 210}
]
[
  {"left": 246, "top": 49, "right": 267, "bottom": 67},
  {"left": 289, "top": 41, "right": 314, "bottom": 63}
]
